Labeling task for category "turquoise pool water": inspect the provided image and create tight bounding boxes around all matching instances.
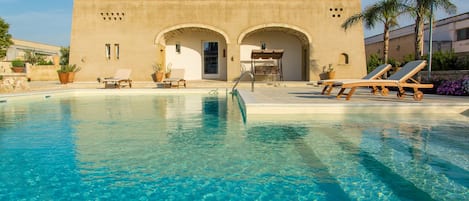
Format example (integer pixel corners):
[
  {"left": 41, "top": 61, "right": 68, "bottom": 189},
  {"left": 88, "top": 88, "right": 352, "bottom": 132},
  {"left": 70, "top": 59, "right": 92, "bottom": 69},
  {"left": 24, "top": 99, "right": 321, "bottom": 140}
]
[{"left": 0, "top": 93, "right": 468, "bottom": 200}]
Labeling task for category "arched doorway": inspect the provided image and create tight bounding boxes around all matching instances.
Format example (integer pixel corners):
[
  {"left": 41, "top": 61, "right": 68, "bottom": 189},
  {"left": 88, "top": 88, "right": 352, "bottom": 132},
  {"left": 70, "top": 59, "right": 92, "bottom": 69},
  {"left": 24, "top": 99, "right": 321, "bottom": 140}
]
[
  {"left": 155, "top": 25, "right": 229, "bottom": 80},
  {"left": 238, "top": 25, "right": 311, "bottom": 81}
]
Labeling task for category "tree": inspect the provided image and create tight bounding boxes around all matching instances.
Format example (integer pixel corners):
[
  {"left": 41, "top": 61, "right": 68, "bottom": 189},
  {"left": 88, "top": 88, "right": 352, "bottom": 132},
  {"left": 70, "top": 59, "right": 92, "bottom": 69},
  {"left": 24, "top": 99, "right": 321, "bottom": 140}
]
[
  {"left": 342, "top": 0, "right": 406, "bottom": 64},
  {"left": 60, "top": 46, "right": 70, "bottom": 65},
  {"left": 24, "top": 50, "right": 43, "bottom": 65},
  {"left": 0, "top": 17, "right": 13, "bottom": 59},
  {"left": 406, "top": 0, "right": 456, "bottom": 60}
]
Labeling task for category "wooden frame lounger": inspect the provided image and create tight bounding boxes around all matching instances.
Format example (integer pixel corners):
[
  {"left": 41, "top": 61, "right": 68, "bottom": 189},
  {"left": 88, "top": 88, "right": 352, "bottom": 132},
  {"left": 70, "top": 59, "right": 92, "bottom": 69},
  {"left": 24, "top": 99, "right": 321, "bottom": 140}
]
[
  {"left": 317, "top": 64, "right": 392, "bottom": 95},
  {"left": 103, "top": 69, "right": 132, "bottom": 88},
  {"left": 162, "top": 69, "right": 186, "bottom": 88},
  {"left": 333, "top": 60, "right": 433, "bottom": 101}
]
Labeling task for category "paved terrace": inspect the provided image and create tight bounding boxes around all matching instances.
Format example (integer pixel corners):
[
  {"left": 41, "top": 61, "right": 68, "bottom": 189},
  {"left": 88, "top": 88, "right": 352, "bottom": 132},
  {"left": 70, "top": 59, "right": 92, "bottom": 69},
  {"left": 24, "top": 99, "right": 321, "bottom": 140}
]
[{"left": 1, "top": 80, "right": 468, "bottom": 119}]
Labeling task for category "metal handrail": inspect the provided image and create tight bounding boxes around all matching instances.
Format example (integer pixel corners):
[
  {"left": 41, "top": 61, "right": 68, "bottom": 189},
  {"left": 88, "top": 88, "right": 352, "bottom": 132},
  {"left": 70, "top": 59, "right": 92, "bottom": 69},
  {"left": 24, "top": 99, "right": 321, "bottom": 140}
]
[{"left": 232, "top": 71, "right": 255, "bottom": 92}]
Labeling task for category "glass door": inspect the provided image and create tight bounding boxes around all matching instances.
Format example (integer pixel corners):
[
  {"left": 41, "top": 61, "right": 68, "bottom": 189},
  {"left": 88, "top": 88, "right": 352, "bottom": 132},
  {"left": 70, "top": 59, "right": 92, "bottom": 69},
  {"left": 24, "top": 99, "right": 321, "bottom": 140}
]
[{"left": 203, "top": 41, "right": 219, "bottom": 79}]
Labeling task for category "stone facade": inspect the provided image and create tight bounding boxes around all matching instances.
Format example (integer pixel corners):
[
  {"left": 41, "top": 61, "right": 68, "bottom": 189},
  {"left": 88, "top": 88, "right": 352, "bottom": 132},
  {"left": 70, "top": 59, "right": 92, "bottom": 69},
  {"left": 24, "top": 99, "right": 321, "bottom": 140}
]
[
  {"left": 365, "top": 12, "right": 469, "bottom": 63},
  {"left": 70, "top": 0, "right": 367, "bottom": 82},
  {"left": 4, "top": 38, "right": 61, "bottom": 64}
]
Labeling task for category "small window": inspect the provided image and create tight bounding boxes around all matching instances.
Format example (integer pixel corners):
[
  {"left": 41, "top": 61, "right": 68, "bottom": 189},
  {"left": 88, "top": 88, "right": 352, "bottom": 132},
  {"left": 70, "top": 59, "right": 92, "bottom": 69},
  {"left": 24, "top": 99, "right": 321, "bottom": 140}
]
[
  {"left": 339, "top": 53, "right": 349, "bottom": 64},
  {"left": 176, "top": 42, "right": 181, "bottom": 53},
  {"left": 456, "top": 28, "right": 469, "bottom": 41},
  {"left": 114, "top": 44, "right": 120, "bottom": 60},
  {"left": 105, "top": 44, "right": 111, "bottom": 60}
]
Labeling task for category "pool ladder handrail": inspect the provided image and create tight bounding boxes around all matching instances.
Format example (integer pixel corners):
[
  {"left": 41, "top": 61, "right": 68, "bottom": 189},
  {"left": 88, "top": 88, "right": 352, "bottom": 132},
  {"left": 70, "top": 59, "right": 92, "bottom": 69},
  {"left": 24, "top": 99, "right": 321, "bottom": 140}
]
[{"left": 232, "top": 71, "right": 255, "bottom": 93}]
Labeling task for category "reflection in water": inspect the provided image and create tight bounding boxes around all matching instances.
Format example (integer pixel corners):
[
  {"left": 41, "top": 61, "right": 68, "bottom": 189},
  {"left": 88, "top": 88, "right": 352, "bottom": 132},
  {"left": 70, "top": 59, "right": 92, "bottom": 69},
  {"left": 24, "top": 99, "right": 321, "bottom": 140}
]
[
  {"left": 246, "top": 125, "right": 308, "bottom": 143},
  {"left": 0, "top": 95, "right": 467, "bottom": 200}
]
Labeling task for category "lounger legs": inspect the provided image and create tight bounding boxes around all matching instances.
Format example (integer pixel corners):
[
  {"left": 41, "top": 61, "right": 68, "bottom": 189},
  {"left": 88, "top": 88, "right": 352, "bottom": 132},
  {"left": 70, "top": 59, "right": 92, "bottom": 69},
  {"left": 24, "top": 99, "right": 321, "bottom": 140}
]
[
  {"left": 346, "top": 87, "right": 356, "bottom": 100},
  {"left": 397, "top": 88, "right": 406, "bottom": 99},
  {"left": 337, "top": 87, "right": 426, "bottom": 101},
  {"left": 336, "top": 88, "right": 346, "bottom": 99},
  {"left": 336, "top": 87, "right": 356, "bottom": 100},
  {"left": 321, "top": 86, "right": 328, "bottom": 95},
  {"left": 380, "top": 88, "right": 389, "bottom": 96}
]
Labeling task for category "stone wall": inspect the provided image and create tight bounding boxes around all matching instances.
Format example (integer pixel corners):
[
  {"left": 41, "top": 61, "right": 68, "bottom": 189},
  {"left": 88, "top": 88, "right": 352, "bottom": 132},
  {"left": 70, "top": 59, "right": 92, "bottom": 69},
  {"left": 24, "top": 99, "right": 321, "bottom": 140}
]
[
  {"left": 28, "top": 65, "right": 60, "bottom": 81},
  {"left": 0, "top": 74, "right": 30, "bottom": 93},
  {"left": 419, "top": 70, "right": 469, "bottom": 82},
  {"left": 0, "top": 62, "right": 12, "bottom": 73}
]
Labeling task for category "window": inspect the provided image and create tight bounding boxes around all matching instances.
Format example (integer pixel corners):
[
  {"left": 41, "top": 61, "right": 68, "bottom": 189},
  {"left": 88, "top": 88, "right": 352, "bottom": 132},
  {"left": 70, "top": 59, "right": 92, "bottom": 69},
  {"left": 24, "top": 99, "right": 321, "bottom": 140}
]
[
  {"left": 176, "top": 42, "right": 181, "bottom": 53},
  {"left": 339, "top": 53, "right": 349, "bottom": 64},
  {"left": 105, "top": 44, "right": 111, "bottom": 59},
  {"left": 456, "top": 28, "right": 469, "bottom": 41},
  {"left": 114, "top": 44, "right": 120, "bottom": 59}
]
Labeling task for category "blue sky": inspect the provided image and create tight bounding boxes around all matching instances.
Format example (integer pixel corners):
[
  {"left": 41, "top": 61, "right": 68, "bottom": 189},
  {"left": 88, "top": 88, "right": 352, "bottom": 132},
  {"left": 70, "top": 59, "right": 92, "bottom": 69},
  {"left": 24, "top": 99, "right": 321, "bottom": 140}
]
[
  {"left": 0, "top": 0, "right": 73, "bottom": 46},
  {"left": 0, "top": 0, "right": 468, "bottom": 47}
]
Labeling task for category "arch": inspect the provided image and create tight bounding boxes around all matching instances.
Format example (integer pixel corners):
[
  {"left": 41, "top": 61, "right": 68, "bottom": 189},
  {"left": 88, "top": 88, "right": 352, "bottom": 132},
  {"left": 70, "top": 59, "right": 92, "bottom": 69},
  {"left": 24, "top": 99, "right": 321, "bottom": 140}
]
[
  {"left": 237, "top": 23, "right": 312, "bottom": 45},
  {"left": 155, "top": 23, "right": 231, "bottom": 44}
]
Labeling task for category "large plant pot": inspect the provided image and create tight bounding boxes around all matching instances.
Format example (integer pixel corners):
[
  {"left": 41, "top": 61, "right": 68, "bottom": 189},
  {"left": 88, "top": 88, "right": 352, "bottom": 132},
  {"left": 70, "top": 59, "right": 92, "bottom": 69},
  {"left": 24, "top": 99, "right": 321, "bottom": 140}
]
[
  {"left": 327, "top": 71, "right": 336, "bottom": 79},
  {"left": 11, "top": 67, "right": 25, "bottom": 73},
  {"left": 156, "top": 71, "right": 165, "bottom": 82},
  {"left": 68, "top": 72, "right": 76, "bottom": 83},
  {"left": 58, "top": 72, "right": 69, "bottom": 84}
]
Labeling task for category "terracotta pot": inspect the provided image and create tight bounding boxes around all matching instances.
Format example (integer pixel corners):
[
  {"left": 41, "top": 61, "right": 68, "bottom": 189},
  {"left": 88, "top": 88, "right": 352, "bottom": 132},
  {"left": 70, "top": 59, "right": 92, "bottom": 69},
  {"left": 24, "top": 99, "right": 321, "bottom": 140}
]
[
  {"left": 327, "top": 71, "right": 336, "bottom": 79},
  {"left": 156, "top": 71, "right": 165, "bottom": 82},
  {"left": 68, "top": 72, "right": 76, "bottom": 83},
  {"left": 58, "top": 72, "right": 69, "bottom": 84},
  {"left": 165, "top": 72, "right": 171, "bottom": 78},
  {"left": 11, "top": 67, "right": 25, "bottom": 73}
]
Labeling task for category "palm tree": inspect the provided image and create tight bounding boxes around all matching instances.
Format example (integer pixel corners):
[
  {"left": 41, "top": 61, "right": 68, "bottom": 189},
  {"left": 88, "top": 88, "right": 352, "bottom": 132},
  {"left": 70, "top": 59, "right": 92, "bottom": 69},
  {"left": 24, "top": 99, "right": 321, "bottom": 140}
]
[
  {"left": 406, "top": 0, "right": 456, "bottom": 60},
  {"left": 0, "top": 17, "right": 13, "bottom": 59},
  {"left": 342, "top": 0, "right": 406, "bottom": 64}
]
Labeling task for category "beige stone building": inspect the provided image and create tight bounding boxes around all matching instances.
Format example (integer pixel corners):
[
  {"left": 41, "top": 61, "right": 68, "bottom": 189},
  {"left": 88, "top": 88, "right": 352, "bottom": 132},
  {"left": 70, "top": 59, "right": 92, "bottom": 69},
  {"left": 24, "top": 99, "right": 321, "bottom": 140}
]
[
  {"left": 3, "top": 38, "right": 61, "bottom": 63},
  {"left": 365, "top": 12, "right": 469, "bottom": 63},
  {"left": 70, "top": 0, "right": 367, "bottom": 82}
]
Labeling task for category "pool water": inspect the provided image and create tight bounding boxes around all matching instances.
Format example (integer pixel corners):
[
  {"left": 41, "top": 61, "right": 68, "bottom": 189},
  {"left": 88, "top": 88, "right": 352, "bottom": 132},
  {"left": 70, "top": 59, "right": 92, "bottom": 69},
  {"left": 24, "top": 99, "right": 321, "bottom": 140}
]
[{"left": 0, "top": 93, "right": 468, "bottom": 200}]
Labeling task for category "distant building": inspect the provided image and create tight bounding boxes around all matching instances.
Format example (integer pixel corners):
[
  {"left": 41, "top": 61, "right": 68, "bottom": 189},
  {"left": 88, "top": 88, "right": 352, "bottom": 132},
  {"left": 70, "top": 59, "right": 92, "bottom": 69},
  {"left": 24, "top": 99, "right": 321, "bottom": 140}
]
[
  {"left": 365, "top": 12, "right": 469, "bottom": 63},
  {"left": 4, "top": 38, "right": 61, "bottom": 63},
  {"left": 70, "top": 0, "right": 367, "bottom": 82}
]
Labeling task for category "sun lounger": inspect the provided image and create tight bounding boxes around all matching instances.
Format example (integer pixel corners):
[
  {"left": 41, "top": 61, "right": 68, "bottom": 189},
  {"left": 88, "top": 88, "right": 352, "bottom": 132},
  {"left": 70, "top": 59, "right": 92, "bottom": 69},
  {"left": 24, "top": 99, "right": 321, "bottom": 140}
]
[
  {"left": 103, "top": 69, "right": 132, "bottom": 88},
  {"left": 163, "top": 69, "right": 186, "bottom": 88},
  {"left": 317, "top": 64, "right": 392, "bottom": 95},
  {"left": 334, "top": 60, "right": 433, "bottom": 101}
]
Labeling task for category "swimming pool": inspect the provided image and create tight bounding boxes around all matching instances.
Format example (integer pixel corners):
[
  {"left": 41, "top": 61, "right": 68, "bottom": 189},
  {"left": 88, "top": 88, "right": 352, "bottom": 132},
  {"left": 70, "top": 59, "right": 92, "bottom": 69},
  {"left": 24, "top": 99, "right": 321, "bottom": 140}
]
[{"left": 0, "top": 92, "right": 468, "bottom": 200}]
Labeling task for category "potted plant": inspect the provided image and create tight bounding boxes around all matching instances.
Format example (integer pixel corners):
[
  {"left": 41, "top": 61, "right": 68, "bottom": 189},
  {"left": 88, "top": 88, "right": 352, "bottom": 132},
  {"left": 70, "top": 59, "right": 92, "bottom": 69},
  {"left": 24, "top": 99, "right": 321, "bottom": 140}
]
[
  {"left": 11, "top": 59, "right": 25, "bottom": 73},
  {"left": 326, "top": 64, "right": 335, "bottom": 79},
  {"left": 165, "top": 63, "right": 172, "bottom": 78},
  {"left": 57, "top": 64, "right": 81, "bottom": 84},
  {"left": 152, "top": 63, "right": 164, "bottom": 82}
]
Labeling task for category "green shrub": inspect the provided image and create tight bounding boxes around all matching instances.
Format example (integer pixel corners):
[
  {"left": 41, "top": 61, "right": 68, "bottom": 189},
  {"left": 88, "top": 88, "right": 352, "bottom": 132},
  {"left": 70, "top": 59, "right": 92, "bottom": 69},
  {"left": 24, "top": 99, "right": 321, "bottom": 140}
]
[
  {"left": 387, "top": 57, "right": 401, "bottom": 68},
  {"left": 401, "top": 54, "right": 415, "bottom": 66},
  {"left": 11, "top": 59, "right": 25, "bottom": 67},
  {"left": 37, "top": 60, "right": 54, "bottom": 65},
  {"left": 367, "top": 54, "right": 382, "bottom": 73},
  {"left": 57, "top": 64, "right": 81, "bottom": 73},
  {"left": 432, "top": 50, "right": 458, "bottom": 70},
  {"left": 456, "top": 56, "right": 469, "bottom": 70}
]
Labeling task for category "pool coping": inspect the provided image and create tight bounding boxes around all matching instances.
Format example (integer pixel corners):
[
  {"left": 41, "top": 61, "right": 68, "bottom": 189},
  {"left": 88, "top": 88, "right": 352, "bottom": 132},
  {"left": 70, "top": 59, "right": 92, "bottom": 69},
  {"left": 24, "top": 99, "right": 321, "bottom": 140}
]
[
  {"left": 237, "top": 88, "right": 469, "bottom": 118},
  {"left": 0, "top": 88, "right": 229, "bottom": 103},
  {"left": 1, "top": 88, "right": 468, "bottom": 120}
]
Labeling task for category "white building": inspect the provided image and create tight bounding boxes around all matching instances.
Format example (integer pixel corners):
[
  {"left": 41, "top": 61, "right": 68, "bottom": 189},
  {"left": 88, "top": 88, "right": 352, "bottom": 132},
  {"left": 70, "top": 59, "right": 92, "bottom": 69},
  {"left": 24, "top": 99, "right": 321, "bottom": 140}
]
[{"left": 4, "top": 38, "right": 61, "bottom": 63}]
